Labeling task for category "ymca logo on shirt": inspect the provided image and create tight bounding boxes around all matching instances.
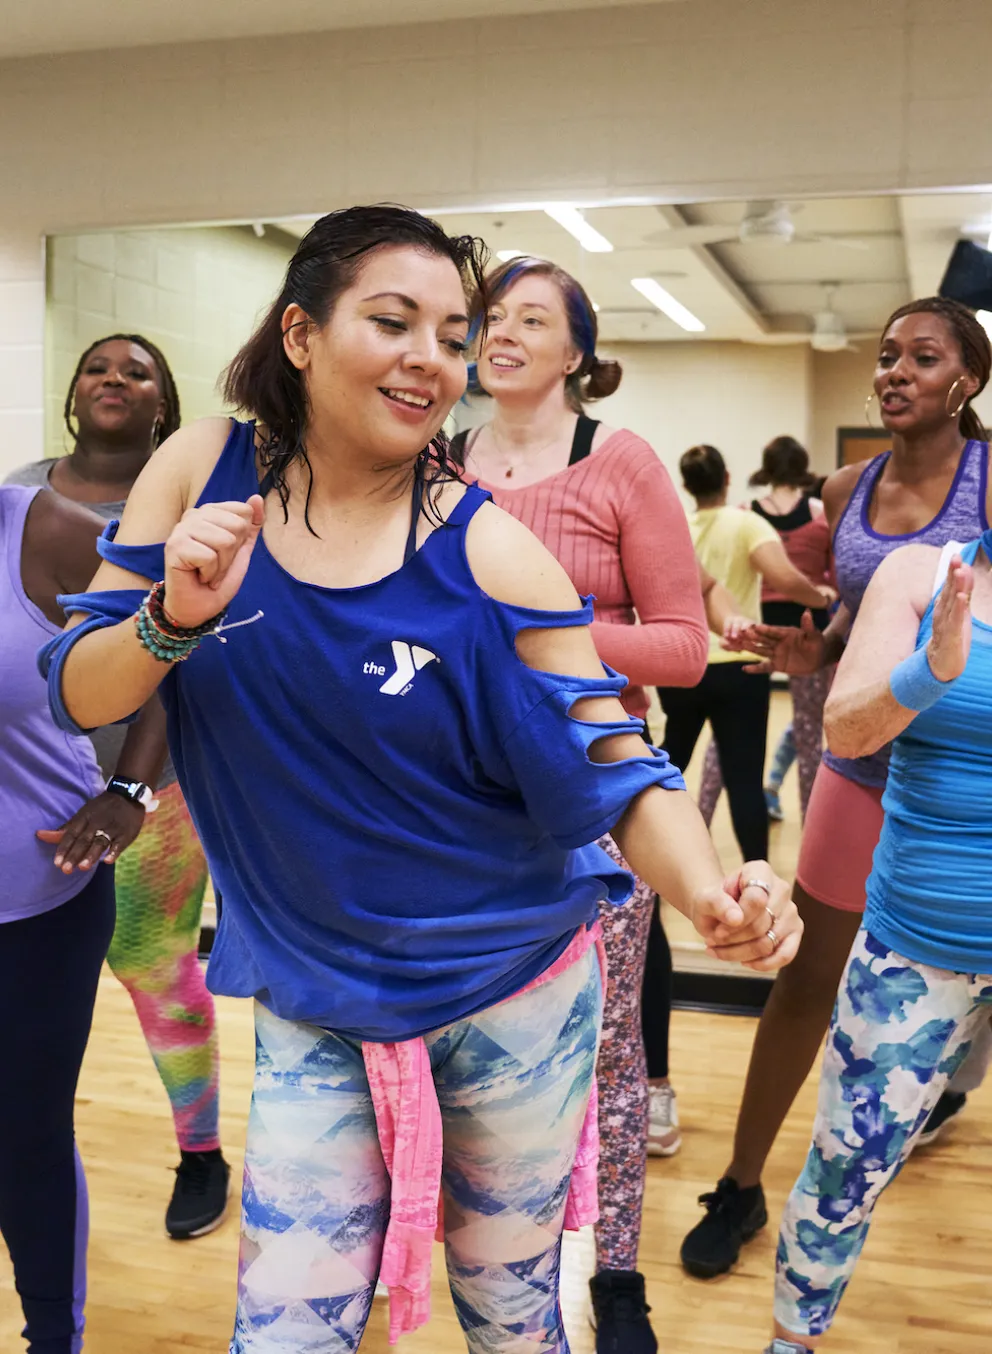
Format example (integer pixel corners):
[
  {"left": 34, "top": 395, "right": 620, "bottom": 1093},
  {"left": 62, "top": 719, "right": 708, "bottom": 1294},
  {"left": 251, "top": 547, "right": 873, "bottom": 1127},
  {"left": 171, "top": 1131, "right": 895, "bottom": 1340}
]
[{"left": 364, "top": 640, "right": 439, "bottom": 696}]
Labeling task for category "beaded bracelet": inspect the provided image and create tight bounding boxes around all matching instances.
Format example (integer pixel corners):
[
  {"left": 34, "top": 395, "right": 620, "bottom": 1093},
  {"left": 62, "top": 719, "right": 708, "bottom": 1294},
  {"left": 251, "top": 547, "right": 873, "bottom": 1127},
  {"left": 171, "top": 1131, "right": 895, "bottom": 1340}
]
[{"left": 134, "top": 582, "right": 227, "bottom": 663}]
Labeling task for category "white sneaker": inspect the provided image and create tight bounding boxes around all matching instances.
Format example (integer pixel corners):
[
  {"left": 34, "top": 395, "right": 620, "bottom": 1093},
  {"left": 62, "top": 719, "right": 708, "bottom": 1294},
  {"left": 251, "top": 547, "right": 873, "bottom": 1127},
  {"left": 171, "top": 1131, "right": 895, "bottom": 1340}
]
[
  {"left": 373, "top": 1279, "right": 389, "bottom": 1300},
  {"left": 646, "top": 1083, "right": 681, "bottom": 1157}
]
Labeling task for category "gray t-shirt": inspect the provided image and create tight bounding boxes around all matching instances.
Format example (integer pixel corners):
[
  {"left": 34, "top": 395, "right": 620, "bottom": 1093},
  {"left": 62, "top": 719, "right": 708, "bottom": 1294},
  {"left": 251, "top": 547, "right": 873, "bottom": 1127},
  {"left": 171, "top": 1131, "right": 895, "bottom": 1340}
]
[{"left": 4, "top": 457, "right": 176, "bottom": 787}]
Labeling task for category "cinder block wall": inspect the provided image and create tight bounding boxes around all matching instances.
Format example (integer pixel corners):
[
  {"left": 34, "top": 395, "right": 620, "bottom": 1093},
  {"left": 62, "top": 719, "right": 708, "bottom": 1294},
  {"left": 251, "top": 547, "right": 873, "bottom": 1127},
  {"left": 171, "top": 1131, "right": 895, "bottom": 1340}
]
[{"left": 44, "top": 226, "right": 293, "bottom": 458}]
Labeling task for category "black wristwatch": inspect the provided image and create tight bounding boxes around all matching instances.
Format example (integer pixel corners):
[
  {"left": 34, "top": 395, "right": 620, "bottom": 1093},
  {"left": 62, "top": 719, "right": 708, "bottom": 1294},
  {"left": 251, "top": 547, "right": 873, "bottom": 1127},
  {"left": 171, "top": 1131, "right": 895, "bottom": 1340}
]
[{"left": 106, "top": 776, "right": 158, "bottom": 811}]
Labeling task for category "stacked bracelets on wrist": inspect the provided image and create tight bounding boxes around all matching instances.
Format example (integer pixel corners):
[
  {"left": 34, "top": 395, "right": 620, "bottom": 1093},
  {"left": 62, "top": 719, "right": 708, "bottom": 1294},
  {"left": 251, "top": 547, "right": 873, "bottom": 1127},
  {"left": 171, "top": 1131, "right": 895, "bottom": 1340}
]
[{"left": 134, "top": 580, "right": 227, "bottom": 663}]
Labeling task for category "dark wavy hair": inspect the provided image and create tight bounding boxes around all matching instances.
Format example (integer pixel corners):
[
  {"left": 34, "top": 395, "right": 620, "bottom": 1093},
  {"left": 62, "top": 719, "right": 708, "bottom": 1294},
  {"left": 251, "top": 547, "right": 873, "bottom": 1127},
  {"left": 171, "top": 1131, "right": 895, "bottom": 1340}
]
[
  {"left": 224, "top": 205, "right": 489, "bottom": 531},
  {"left": 471, "top": 255, "right": 622, "bottom": 414},
  {"left": 881, "top": 296, "right": 991, "bottom": 442},
  {"left": 65, "top": 333, "right": 180, "bottom": 449},
  {"left": 750, "top": 435, "right": 813, "bottom": 489},
  {"left": 680, "top": 443, "right": 727, "bottom": 499}
]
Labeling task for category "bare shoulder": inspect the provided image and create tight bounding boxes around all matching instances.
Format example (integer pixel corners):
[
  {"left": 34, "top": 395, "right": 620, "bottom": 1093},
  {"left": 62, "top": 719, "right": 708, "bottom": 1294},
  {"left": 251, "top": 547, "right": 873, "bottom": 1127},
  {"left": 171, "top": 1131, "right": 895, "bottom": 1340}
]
[
  {"left": 464, "top": 500, "right": 583, "bottom": 612},
  {"left": 821, "top": 463, "right": 864, "bottom": 529},
  {"left": 868, "top": 543, "right": 941, "bottom": 613},
  {"left": 114, "top": 417, "right": 234, "bottom": 544},
  {"left": 163, "top": 416, "right": 235, "bottom": 504},
  {"left": 591, "top": 421, "right": 622, "bottom": 452}
]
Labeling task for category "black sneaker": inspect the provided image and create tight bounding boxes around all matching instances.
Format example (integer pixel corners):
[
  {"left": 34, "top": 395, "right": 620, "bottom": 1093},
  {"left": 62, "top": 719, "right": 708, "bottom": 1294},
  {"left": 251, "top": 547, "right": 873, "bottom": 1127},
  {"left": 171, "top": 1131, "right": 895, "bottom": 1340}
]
[
  {"left": 588, "top": 1269, "right": 658, "bottom": 1354},
  {"left": 680, "top": 1176, "right": 767, "bottom": 1278},
  {"left": 166, "top": 1151, "right": 231, "bottom": 1240},
  {"left": 917, "top": 1090, "right": 967, "bottom": 1146}
]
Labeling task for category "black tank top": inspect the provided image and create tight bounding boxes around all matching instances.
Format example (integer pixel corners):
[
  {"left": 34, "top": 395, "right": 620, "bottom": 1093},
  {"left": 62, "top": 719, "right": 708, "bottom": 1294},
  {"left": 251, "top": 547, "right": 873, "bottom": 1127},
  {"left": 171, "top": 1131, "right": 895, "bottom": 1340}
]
[{"left": 449, "top": 415, "right": 600, "bottom": 471}]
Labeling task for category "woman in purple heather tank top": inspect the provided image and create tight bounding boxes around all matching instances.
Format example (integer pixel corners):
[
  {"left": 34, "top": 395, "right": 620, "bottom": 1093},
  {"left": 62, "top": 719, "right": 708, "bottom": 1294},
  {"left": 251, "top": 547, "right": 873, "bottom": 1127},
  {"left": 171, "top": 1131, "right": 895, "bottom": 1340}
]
[
  {"left": 0, "top": 484, "right": 165, "bottom": 1353},
  {"left": 677, "top": 297, "right": 992, "bottom": 1290}
]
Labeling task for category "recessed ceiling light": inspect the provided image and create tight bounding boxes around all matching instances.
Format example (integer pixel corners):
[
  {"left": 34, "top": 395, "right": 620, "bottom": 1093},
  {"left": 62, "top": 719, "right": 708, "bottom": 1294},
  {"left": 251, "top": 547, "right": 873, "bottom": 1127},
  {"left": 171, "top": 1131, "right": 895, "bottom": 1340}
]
[
  {"left": 592, "top": 301, "right": 601, "bottom": 313},
  {"left": 496, "top": 249, "right": 526, "bottom": 262},
  {"left": 630, "top": 278, "right": 705, "bottom": 333},
  {"left": 544, "top": 205, "right": 613, "bottom": 253}
]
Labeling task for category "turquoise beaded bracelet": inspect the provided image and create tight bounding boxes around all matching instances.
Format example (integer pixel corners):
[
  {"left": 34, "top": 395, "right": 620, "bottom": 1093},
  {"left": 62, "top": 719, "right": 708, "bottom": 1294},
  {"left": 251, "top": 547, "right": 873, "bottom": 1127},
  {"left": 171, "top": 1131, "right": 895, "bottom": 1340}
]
[{"left": 134, "top": 583, "right": 227, "bottom": 663}]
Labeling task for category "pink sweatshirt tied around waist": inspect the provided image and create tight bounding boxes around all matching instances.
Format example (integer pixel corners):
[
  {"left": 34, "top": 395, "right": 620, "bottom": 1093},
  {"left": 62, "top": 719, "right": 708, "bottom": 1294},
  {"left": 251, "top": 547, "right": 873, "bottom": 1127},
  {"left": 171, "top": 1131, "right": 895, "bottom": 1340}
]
[{"left": 362, "top": 922, "right": 606, "bottom": 1344}]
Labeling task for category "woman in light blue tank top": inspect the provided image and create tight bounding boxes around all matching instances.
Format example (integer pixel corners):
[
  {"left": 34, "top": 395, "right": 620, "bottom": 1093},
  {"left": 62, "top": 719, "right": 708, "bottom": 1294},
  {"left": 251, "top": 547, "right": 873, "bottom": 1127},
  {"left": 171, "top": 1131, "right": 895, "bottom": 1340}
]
[
  {"left": 766, "top": 529, "right": 992, "bottom": 1352},
  {"left": 44, "top": 206, "right": 804, "bottom": 1354}
]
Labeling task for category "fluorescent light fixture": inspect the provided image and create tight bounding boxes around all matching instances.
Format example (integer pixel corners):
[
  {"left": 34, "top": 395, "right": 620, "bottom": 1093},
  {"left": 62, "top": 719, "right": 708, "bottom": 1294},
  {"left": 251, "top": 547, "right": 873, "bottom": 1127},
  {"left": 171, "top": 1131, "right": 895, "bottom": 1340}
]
[
  {"left": 630, "top": 277, "right": 706, "bottom": 332},
  {"left": 544, "top": 205, "right": 613, "bottom": 253},
  {"left": 979, "top": 310, "right": 992, "bottom": 342},
  {"left": 496, "top": 249, "right": 526, "bottom": 262}
]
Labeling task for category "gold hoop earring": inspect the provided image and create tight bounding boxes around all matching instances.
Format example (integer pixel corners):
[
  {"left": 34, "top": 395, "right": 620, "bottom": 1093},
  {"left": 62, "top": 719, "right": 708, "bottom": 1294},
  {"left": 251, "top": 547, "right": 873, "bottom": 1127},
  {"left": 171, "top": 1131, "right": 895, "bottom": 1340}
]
[
  {"left": 865, "top": 391, "right": 879, "bottom": 428},
  {"left": 946, "top": 376, "right": 969, "bottom": 420}
]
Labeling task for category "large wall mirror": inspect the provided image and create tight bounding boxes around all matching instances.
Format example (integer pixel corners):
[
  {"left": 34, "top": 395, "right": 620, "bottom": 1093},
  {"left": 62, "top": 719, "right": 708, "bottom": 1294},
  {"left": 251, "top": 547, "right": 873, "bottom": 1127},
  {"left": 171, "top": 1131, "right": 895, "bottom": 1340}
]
[{"left": 44, "top": 187, "right": 992, "bottom": 993}]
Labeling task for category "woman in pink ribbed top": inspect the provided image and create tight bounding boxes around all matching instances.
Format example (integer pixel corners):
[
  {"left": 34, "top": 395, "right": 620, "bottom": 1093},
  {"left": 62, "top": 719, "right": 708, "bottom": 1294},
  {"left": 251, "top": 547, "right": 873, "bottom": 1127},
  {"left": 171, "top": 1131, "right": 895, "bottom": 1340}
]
[{"left": 451, "top": 255, "right": 708, "bottom": 1354}]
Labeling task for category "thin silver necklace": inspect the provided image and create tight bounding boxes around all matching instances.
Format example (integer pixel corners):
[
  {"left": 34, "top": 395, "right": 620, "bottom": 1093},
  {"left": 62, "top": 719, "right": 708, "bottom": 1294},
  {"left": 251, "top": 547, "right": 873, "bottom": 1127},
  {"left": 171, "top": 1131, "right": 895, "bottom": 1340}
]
[{"left": 483, "top": 425, "right": 567, "bottom": 479}]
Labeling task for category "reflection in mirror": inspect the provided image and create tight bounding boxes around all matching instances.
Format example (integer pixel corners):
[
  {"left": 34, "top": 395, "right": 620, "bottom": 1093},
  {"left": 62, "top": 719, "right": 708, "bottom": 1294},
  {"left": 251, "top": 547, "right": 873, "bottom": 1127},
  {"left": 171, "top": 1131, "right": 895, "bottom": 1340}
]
[{"left": 42, "top": 188, "right": 992, "bottom": 979}]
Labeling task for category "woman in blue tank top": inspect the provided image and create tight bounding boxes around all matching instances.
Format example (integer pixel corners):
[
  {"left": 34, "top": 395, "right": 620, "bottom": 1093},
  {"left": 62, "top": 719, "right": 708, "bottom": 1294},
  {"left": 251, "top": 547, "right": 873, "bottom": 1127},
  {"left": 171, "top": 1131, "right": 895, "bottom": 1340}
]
[
  {"left": 43, "top": 206, "right": 802, "bottom": 1354},
  {"left": 765, "top": 530, "right": 992, "bottom": 1353},
  {"left": 683, "top": 299, "right": 992, "bottom": 1292}
]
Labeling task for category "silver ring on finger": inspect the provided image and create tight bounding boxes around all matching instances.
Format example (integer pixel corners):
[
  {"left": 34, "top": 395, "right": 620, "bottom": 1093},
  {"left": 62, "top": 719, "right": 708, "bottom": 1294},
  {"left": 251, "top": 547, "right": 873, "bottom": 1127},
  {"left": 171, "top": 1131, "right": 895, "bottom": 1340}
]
[
  {"left": 92, "top": 829, "right": 112, "bottom": 846},
  {"left": 766, "top": 928, "right": 777, "bottom": 947},
  {"left": 743, "top": 876, "right": 772, "bottom": 896}
]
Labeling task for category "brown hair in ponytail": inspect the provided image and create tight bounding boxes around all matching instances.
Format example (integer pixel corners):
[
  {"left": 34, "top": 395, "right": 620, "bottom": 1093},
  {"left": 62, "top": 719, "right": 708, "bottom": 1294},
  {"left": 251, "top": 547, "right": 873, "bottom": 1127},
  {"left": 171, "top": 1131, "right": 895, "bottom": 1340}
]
[
  {"left": 477, "top": 256, "right": 622, "bottom": 411},
  {"left": 880, "top": 297, "right": 991, "bottom": 442},
  {"left": 749, "top": 435, "right": 813, "bottom": 489}
]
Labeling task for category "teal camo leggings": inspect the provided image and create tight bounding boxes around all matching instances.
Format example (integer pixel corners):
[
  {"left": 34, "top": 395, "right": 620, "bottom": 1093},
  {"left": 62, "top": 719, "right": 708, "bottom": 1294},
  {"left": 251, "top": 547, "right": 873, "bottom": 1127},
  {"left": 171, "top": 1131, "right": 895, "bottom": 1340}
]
[{"left": 775, "top": 925, "right": 992, "bottom": 1337}]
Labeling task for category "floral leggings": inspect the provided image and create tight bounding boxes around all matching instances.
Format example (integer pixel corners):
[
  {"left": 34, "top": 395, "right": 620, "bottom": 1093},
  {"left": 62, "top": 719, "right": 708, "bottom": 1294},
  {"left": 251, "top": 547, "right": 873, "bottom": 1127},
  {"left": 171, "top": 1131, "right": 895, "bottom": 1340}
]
[
  {"left": 232, "top": 945, "right": 602, "bottom": 1352},
  {"left": 594, "top": 834, "right": 657, "bottom": 1273},
  {"left": 107, "top": 781, "right": 221, "bottom": 1152},
  {"left": 698, "top": 667, "right": 833, "bottom": 824},
  {"left": 775, "top": 926, "right": 992, "bottom": 1337}
]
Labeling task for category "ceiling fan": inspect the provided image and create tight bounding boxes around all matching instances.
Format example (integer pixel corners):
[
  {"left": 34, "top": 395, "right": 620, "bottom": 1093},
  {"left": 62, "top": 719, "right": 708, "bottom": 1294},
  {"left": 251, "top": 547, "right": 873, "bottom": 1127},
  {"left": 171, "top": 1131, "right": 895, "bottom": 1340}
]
[
  {"left": 646, "top": 200, "right": 870, "bottom": 251},
  {"left": 809, "top": 285, "right": 858, "bottom": 352}
]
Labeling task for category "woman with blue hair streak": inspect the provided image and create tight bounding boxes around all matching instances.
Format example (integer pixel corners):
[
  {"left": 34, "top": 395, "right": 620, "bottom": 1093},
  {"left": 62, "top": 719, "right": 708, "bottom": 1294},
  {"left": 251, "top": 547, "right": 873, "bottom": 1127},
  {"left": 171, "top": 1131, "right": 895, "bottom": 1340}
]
[
  {"left": 42, "top": 206, "right": 801, "bottom": 1354},
  {"left": 764, "top": 528, "right": 992, "bottom": 1353},
  {"left": 451, "top": 254, "right": 712, "bottom": 1352}
]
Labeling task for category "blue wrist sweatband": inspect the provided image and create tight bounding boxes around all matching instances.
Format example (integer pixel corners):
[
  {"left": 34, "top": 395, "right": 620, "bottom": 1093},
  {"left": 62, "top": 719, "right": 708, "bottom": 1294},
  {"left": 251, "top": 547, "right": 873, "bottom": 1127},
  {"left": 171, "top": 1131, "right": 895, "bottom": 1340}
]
[{"left": 889, "top": 644, "right": 958, "bottom": 712}]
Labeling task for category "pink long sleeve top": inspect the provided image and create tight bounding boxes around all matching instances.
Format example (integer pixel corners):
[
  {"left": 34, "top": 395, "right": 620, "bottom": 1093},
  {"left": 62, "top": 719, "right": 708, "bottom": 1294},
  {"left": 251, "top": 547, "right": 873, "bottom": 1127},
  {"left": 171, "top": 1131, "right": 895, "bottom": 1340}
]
[{"left": 476, "top": 429, "right": 708, "bottom": 717}]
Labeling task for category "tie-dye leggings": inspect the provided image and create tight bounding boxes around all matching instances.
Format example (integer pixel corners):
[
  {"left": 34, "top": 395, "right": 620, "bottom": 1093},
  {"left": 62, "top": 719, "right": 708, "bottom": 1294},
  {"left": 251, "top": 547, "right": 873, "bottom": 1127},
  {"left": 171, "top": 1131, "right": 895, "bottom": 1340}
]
[
  {"left": 107, "top": 781, "right": 220, "bottom": 1152},
  {"left": 231, "top": 943, "right": 603, "bottom": 1352},
  {"left": 774, "top": 925, "right": 992, "bottom": 1338}
]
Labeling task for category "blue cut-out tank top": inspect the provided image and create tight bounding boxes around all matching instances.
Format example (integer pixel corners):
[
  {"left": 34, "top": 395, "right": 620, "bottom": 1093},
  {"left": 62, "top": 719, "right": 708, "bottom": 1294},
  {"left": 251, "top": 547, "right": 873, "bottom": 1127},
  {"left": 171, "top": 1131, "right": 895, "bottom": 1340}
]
[
  {"left": 47, "top": 420, "right": 686, "bottom": 1040},
  {"left": 824, "top": 440, "right": 988, "bottom": 788}
]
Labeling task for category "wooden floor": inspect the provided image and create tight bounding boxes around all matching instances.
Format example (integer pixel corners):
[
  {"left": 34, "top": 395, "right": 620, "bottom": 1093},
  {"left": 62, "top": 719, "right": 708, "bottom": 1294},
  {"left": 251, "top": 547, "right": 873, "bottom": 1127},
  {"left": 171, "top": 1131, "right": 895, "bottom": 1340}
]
[{"left": 3, "top": 693, "right": 991, "bottom": 1352}]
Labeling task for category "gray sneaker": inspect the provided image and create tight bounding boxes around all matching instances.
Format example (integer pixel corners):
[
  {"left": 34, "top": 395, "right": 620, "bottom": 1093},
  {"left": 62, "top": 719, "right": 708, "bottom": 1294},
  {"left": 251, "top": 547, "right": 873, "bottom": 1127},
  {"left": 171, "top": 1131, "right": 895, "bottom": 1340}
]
[{"left": 763, "top": 1341, "right": 813, "bottom": 1354}]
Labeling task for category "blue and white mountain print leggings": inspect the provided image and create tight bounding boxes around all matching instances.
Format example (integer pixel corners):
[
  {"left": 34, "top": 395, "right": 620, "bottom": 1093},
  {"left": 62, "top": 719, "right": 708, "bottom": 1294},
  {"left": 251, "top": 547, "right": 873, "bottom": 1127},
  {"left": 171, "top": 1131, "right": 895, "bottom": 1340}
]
[
  {"left": 775, "top": 925, "right": 992, "bottom": 1337},
  {"left": 230, "top": 943, "right": 603, "bottom": 1353}
]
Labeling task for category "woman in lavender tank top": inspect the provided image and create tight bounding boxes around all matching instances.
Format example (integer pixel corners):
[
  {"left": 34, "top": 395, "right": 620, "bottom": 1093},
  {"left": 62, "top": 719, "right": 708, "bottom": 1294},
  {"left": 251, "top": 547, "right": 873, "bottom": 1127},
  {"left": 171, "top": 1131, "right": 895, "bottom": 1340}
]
[
  {"left": 678, "top": 298, "right": 992, "bottom": 1290},
  {"left": 5, "top": 335, "right": 231, "bottom": 1241},
  {"left": 0, "top": 485, "right": 166, "bottom": 1354}
]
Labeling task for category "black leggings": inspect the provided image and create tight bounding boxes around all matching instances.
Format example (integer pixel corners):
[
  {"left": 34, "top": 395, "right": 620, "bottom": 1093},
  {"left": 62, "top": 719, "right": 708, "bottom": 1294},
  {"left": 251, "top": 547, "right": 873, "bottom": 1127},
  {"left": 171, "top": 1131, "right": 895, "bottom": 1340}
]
[
  {"left": 641, "top": 900, "right": 672, "bottom": 1079},
  {"left": 0, "top": 868, "right": 116, "bottom": 1353},
  {"left": 658, "top": 662, "right": 771, "bottom": 862}
]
